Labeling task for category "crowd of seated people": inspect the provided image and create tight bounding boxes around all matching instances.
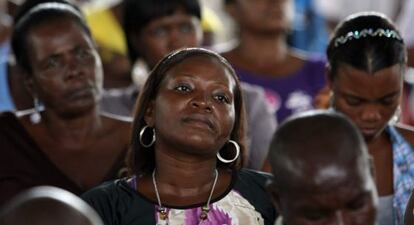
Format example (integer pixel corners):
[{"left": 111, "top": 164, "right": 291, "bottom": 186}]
[{"left": 1, "top": 1, "right": 414, "bottom": 225}]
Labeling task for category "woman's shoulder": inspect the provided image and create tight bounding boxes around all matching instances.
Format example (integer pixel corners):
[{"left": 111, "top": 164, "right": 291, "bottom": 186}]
[
  {"left": 82, "top": 179, "right": 129, "bottom": 201},
  {"left": 82, "top": 179, "right": 136, "bottom": 214},
  {"left": 100, "top": 112, "right": 132, "bottom": 141},
  {"left": 237, "top": 168, "right": 273, "bottom": 183},
  {"left": 290, "top": 48, "right": 326, "bottom": 64},
  {"left": 234, "top": 169, "right": 277, "bottom": 224},
  {"left": 234, "top": 169, "right": 273, "bottom": 200},
  {"left": 82, "top": 178, "right": 156, "bottom": 224}
]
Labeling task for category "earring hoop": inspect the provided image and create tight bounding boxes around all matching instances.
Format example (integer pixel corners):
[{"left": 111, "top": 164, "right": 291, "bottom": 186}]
[
  {"left": 139, "top": 125, "right": 156, "bottom": 148},
  {"left": 217, "top": 140, "right": 240, "bottom": 163}
]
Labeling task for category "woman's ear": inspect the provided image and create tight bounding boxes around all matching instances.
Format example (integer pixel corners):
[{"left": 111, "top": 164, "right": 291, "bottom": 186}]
[
  {"left": 325, "top": 64, "right": 334, "bottom": 90},
  {"left": 144, "top": 100, "right": 155, "bottom": 127},
  {"left": 23, "top": 72, "right": 37, "bottom": 97}
]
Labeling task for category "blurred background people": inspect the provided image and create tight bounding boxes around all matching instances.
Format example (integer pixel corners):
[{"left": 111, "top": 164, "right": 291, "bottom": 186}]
[
  {"left": 221, "top": 0, "right": 327, "bottom": 123},
  {"left": 0, "top": 2, "right": 131, "bottom": 206},
  {"left": 83, "top": 0, "right": 132, "bottom": 89},
  {"left": 0, "top": 186, "right": 104, "bottom": 225}
]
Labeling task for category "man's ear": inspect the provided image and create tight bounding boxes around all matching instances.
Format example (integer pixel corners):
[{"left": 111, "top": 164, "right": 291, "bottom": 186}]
[
  {"left": 144, "top": 100, "right": 155, "bottom": 127},
  {"left": 266, "top": 179, "right": 282, "bottom": 213}
]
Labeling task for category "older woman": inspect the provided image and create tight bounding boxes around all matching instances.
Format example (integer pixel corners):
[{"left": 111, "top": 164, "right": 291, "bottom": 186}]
[
  {"left": 0, "top": 3, "right": 130, "bottom": 205},
  {"left": 327, "top": 12, "right": 414, "bottom": 225},
  {"left": 83, "top": 48, "right": 277, "bottom": 225}
]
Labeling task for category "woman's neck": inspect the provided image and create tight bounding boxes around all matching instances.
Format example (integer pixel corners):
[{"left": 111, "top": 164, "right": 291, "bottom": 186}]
[
  {"left": 154, "top": 148, "right": 219, "bottom": 190},
  {"left": 41, "top": 107, "right": 103, "bottom": 144}
]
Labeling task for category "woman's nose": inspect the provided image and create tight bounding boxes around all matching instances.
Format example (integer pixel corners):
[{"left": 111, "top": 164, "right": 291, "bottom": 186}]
[
  {"left": 360, "top": 104, "right": 381, "bottom": 122},
  {"left": 191, "top": 94, "right": 213, "bottom": 112}
]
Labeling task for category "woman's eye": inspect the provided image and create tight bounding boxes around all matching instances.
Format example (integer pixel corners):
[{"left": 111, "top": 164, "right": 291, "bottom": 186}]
[
  {"left": 77, "top": 48, "right": 93, "bottom": 60},
  {"left": 45, "top": 57, "right": 60, "bottom": 69},
  {"left": 152, "top": 27, "right": 168, "bottom": 37},
  {"left": 345, "top": 97, "right": 362, "bottom": 106},
  {"left": 214, "top": 94, "right": 230, "bottom": 104},
  {"left": 302, "top": 212, "right": 327, "bottom": 221},
  {"left": 175, "top": 84, "right": 192, "bottom": 92},
  {"left": 380, "top": 97, "right": 396, "bottom": 106},
  {"left": 179, "top": 23, "right": 195, "bottom": 34}
]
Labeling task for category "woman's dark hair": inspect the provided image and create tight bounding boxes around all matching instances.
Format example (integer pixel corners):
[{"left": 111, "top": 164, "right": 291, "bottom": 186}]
[
  {"left": 327, "top": 12, "right": 407, "bottom": 79},
  {"left": 127, "top": 47, "right": 246, "bottom": 175},
  {"left": 13, "top": 0, "right": 81, "bottom": 24},
  {"left": 11, "top": 2, "right": 91, "bottom": 74},
  {"left": 123, "top": 0, "right": 201, "bottom": 63}
]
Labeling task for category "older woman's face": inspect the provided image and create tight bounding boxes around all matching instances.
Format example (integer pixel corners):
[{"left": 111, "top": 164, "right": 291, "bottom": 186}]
[
  {"left": 146, "top": 55, "right": 236, "bottom": 155},
  {"left": 331, "top": 64, "right": 403, "bottom": 142},
  {"left": 27, "top": 17, "right": 103, "bottom": 116}
]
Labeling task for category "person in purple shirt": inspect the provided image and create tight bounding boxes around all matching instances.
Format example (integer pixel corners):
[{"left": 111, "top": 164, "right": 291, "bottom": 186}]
[{"left": 221, "top": 0, "right": 326, "bottom": 122}]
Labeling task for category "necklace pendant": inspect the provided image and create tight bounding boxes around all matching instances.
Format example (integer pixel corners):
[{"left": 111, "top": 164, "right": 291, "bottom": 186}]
[
  {"left": 158, "top": 209, "right": 168, "bottom": 220},
  {"left": 199, "top": 206, "right": 210, "bottom": 221}
]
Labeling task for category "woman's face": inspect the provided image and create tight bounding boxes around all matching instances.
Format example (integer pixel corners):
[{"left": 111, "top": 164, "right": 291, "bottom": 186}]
[
  {"left": 230, "top": 0, "right": 292, "bottom": 34},
  {"left": 331, "top": 64, "right": 403, "bottom": 142},
  {"left": 146, "top": 55, "right": 236, "bottom": 155},
  {"left": 134, "top": 10, "right": 202, "bottom": 68},
  {"left": 26, "top": 17, "right": 103, "bottom": 117}
]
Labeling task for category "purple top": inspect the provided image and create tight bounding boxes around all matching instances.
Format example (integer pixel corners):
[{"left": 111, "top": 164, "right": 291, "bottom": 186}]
[{"left": 234, "top": 55, "right": 326, "bottom": 122}]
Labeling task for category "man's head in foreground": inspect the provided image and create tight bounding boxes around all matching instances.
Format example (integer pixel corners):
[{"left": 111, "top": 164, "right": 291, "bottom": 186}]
[
  {"left": 0, "top": 186, "right": 103, "bottom": 225},
  {"left": 268, "top": 110, "right": 378, "bottom": 225}
]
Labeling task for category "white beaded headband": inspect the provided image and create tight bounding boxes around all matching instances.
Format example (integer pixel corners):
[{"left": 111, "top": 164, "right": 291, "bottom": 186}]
[{"left": 334, "top": 28, "right": 403, "bottom": 47}]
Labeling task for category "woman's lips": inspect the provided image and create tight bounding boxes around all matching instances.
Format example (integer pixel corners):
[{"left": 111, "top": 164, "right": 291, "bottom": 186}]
[
  {"left": 360, "top": 127, "right": 378, "bottom": 137},
  {"left": 182, "top": 115, "right": 215, "bottom": 132}
]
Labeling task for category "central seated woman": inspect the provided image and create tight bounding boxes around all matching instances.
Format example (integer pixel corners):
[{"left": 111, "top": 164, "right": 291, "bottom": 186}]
[{"left": 83, "top": 48, "right": 276, "bottom": 225}]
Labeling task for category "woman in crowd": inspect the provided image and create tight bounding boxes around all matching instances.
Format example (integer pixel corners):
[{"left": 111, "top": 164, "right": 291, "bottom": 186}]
[
  {"left": 83, "top": 47, "right": 277, "bottom": 225},
  {"left": 0, "top": 3, "right": 131, "bottom": 205},
  {"left": 327, "top": 12, "right": 414, "bottom": 225},
  {"left": 101, "top": 0, "right": 276, "bottom": 170},
  {"left": 221, "top": 0, "right": 326, "bottom": 123}
]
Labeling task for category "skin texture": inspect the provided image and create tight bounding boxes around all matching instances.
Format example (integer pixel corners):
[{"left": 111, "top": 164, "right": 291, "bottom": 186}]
[
  {"left": 137, "top": 55, "right": 237, "bottom": 207},
  {"left": 329, "top": 64, "right": 404, "bottom": 196},
  {"left": 268, "top": 111, "right": 378, "bottom": 225},
  {"left": 16, "top": 16, "right": 130, "bottom": 190},
  {"left": 132, "top": 10, "right": 202, "bottom": 69}
]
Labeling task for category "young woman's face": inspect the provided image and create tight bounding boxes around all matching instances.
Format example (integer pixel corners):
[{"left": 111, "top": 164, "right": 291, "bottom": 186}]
[
  {"left": 145, "top": 55, "right": 236, "bottom": 155},
  {"left": 230, "top": 0, "right": 292, "bottom": 34},
  {"left": 27, "top": 17, "right": 103, "bottom": 116},
  {"left": 133, "top": 10, "right": 202, "bottom": 68},
  {"left": 331, "top": 64, "right": 403, "bottom": 142}
]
